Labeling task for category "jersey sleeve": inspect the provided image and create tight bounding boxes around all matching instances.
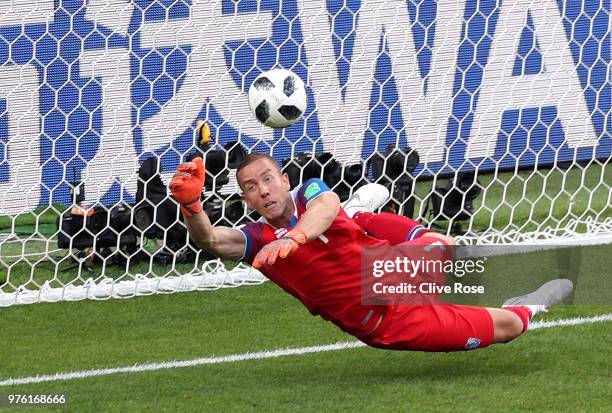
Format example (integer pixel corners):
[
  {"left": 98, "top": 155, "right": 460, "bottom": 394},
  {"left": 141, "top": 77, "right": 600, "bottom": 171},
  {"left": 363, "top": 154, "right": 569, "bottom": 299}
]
[
  {"left": 295, "top": 178, "right": 332, "bottom": 209},
  {"left": 238, "top": 222, "right": 267, "bottom": 264}
]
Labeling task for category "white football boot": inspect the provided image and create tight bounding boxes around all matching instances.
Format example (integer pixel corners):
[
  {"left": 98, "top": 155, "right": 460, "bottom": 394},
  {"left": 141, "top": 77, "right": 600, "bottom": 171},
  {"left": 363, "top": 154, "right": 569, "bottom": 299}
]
[
  {"left": 502, "top": 278, "right": 574, "bottom": 315},
  {"left": 341, "top": 183, "right": 390, "bottom": 218}
]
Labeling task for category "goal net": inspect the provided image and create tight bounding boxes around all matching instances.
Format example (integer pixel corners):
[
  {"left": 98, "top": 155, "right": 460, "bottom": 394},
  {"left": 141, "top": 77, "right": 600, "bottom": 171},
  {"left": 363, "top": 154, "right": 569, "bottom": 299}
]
[{"left": 0, "top": 0, "right": 610, "bottom": 306}]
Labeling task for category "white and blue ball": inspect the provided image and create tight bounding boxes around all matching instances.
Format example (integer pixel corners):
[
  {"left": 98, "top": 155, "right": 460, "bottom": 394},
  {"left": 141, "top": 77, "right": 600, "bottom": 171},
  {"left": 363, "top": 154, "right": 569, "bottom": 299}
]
[{"left": 248, "top": 69, "right": 307, "bottom": 129}]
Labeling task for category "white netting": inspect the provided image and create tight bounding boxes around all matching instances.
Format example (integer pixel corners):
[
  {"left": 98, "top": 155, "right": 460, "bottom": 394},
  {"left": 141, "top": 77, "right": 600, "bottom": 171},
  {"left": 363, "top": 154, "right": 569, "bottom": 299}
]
[
  {"left": 0, "top": 260, "right": 265, "bottom": 306},
  {"left": 0, "top": 0, "right": 610, "bottom": 306}
]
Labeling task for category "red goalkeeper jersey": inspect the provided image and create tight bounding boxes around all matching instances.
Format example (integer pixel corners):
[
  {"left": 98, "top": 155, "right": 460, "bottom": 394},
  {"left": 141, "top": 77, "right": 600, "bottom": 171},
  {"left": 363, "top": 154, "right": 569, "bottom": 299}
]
[{"left": 239, "top": 178, "right": 390, "bottom": 336}]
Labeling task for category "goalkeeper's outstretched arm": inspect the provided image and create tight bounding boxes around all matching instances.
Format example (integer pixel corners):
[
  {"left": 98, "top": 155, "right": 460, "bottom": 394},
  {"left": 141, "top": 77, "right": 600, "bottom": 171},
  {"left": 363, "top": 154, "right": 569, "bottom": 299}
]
[
  {"left": 183, "top": 210, "right": 246, "bottom": 261},
  {"left": 169, "top": 157, "right": 246, "bottom": 261}
]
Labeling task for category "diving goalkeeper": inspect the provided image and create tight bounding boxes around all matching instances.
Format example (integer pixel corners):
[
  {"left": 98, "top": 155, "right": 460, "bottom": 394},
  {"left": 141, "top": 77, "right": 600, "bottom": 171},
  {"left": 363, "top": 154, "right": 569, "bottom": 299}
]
[{"left": 170, "top": 153, "right": 572, "bottom": 352}]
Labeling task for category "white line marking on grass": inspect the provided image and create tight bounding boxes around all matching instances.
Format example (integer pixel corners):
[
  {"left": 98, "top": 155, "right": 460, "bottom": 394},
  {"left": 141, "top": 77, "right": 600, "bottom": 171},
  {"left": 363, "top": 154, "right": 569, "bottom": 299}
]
[
  {"left": 529, "top": 313, "right": 612, "bottom": 330},
  {"left": 0, "top": 342, "right": 366, "bottom": 387},
  {"left": 1, "top": 313, "right": 611, "bottom": 387}
]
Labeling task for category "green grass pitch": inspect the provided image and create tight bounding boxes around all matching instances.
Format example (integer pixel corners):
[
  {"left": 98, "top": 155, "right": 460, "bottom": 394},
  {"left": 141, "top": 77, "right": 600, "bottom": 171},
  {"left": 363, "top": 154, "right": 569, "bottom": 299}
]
[{"left": 0, "top": 280, "right": 610, "bottom": 412}]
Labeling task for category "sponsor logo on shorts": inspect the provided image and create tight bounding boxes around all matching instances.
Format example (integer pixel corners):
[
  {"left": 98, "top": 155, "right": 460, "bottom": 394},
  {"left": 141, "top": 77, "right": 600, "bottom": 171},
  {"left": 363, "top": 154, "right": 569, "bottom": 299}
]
[{"left": 465, "top": 337, "right": 481, "bottom": 350}]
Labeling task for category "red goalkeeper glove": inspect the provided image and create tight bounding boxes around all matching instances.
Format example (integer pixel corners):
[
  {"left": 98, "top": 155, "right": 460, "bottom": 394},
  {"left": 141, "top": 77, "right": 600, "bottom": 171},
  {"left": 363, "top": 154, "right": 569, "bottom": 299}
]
[
  {"left": 252, "top": 228, "right": 307, "bottom": 269},
  {"left": 170, "top": 157, "right": 205, "bottom": 217}
]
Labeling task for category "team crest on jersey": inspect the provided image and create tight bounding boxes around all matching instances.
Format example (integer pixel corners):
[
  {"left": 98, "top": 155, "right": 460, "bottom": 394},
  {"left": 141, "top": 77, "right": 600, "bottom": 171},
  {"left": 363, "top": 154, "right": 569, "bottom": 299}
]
[
  {"left": 464, "top": 337, "right": 481, "bottom": 350},
  {"left": 274, "top": 228, "right": 288, "bottom": 238}
]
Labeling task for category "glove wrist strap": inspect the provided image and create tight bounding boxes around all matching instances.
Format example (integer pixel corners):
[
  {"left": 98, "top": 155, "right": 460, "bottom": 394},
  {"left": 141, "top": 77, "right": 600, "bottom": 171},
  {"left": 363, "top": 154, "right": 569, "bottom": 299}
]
[{"left": 180, "top": 200, "right": 203, "bottom": 218}]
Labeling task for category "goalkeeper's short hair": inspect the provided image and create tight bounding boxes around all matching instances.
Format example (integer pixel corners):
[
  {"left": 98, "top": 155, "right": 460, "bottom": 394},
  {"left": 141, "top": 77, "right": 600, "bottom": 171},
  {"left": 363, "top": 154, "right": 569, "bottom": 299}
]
[{"left": 236, "top": 153, "right": 281, "bottom": 179}]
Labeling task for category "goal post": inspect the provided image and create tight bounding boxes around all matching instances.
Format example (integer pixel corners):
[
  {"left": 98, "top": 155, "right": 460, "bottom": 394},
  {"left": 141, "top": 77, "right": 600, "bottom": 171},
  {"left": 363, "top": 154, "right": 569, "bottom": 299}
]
[{"left": 0, "top": 0, "right": 610, "bottom": 306}]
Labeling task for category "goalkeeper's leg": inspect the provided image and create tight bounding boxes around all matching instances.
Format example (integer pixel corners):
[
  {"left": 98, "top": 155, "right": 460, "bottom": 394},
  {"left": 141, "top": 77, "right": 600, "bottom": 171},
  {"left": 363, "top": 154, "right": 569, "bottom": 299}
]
[
  {"left": 353, "top": 211, "right": 458, "bottom": 252},
  {"left": 353, "top": 211, "right": 434, "bottom": 244},
  {"left": 363, "top": 298, "right": 563, "bottom": 352},
  {"left": 361, "top": 236, "right": 573, "bottom": 352}
]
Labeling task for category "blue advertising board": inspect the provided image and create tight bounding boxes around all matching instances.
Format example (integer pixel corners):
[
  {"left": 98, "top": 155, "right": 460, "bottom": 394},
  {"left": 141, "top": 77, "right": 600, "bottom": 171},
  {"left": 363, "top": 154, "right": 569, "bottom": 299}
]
[{"left": 0, "top": 0, "right": 609, "bottom": 213}]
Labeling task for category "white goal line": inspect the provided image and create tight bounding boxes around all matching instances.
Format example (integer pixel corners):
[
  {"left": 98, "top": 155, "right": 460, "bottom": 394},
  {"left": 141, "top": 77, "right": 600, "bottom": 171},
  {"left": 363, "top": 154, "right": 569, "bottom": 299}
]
[{"left": 1, "top": 313, "right": 611, "bottom": 387}]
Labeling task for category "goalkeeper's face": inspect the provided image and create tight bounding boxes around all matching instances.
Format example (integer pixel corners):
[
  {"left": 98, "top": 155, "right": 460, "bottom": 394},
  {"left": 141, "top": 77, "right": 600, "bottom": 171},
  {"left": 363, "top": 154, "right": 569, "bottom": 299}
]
[{"left": 238, "top": 158, "right": 292, "bottom": 221}]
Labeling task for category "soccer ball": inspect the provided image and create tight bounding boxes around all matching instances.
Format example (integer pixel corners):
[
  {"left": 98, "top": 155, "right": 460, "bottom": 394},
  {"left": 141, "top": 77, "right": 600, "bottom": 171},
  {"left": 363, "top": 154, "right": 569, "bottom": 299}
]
[{"left": 248, "top": 69, "right": 307, "bottom": 128}]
